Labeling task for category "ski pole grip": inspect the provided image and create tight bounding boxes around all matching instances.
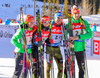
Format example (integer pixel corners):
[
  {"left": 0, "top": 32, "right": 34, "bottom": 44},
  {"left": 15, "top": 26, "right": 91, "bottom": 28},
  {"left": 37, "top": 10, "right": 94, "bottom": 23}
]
[{"left": 70, "top": 40, "right": 74, "bottom": 44}]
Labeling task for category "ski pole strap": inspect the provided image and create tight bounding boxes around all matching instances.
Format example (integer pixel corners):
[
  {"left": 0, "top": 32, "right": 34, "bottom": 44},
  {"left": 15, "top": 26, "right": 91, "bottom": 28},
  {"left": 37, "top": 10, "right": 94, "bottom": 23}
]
[
  {"left": 80, "top": 16, "right": 85, "bottom": 48},
  {"left": 49, "top": 20, "right": 54, "bottom": 39},
  {"left": 80, "top": 16, "right": 84, "bottom": 34}
]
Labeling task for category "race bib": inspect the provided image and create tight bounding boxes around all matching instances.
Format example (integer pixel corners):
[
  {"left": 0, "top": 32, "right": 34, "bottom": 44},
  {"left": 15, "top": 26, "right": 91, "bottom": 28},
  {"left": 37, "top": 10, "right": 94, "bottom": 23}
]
[
  {"left": 73, "top": 29, "right": 86, "bottom": 37},
  {"left": 52, "top": 34, "right": 62, "bottom": 43},
  {"left": 42, "top": 37, "right": 48, "bottom": 44},
  {"left": 26, "top": 31, "right": 33, "bottom": 49}
]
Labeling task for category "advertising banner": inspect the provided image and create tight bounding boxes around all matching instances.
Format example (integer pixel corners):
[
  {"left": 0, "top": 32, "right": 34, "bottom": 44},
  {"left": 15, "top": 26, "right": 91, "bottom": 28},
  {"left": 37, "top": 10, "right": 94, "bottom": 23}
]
[
  {"left": 92, "top": 32, "right": 100, "bottom": 56},
  {"left": 0, "top": 25, "right": 18, "bottom": 58}
]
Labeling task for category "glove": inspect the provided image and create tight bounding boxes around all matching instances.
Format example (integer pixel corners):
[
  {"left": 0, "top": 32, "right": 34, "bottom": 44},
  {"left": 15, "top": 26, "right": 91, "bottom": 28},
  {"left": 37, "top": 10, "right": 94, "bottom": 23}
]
[
  {"left": 49, "top": 39, "right": 53, "bottom": 44},
  {"left": 34, "top": 37, "right": 41, "bottom": 42}
]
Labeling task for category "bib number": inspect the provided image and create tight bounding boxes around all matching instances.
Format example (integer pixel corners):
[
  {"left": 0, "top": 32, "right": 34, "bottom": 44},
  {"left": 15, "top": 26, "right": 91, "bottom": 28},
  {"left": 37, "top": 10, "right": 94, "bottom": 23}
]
[
  {"left": 26, "top": 36, "right": 32, "bottom": 45},
  {"left": 73, "top": 30, "right": 82, "bottom": 36},
  {"left": 42, "top": 37, "right": 48, "bottom": 44},
  {"left": 26, "top": 36, "right": 32, "bottom": 49},
  {"left": 52, "top": 34, "right": 61, "bottom": 43}
]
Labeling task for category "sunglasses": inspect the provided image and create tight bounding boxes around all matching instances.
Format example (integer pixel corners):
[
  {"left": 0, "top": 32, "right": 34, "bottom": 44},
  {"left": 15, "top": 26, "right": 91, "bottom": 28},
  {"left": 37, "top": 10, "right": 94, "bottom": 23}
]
[
  {"left": 58, "top": 17, "right": 63, "bottom": 19},
  {"left": 43, "top": 21, "right": 50, "bottom": 23}
]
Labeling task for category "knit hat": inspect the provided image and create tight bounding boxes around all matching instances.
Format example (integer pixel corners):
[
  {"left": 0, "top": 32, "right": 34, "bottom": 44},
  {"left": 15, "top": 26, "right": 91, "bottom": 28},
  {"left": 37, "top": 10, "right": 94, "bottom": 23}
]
[
  {"left": 41, "top": 16, "right": 50, "bottom": 23},
  {"left": 72, "top": 5, "right": 80, "bottom": 15},
  {"left": 25, "top": 15, "right": 35, "bottom": 23},
  {"left": 54, "top": 12, "right": 63, "bottom": 19}
]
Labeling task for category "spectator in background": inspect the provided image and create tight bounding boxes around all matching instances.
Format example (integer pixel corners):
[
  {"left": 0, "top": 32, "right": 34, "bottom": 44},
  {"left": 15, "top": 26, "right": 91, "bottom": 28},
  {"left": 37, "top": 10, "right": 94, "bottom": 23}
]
[
  {"left": 5, "top": 18, "right": 10, "bottom": 25},
  {"left": 92, "top": 23, "right": 97, "bottom": 31},
  {"left": 0, "top": 18, "right": 2, "bottom": 23}
]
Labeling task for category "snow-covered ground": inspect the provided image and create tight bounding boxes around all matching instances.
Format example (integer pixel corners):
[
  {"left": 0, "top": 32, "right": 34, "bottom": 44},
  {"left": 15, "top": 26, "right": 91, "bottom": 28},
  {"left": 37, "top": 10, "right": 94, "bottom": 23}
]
[
  {"left": 0, "top": 58, "right": 15, "bottom": 78},
  {"left": 0, "top": 54, "right": 100, "bottom": 78}
]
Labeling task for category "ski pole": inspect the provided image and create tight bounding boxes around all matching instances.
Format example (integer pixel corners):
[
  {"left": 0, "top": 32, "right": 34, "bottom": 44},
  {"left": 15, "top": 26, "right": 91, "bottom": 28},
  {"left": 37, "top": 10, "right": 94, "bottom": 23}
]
[{"left": 80, "top": 16, "right": 89, "bottom": 78}]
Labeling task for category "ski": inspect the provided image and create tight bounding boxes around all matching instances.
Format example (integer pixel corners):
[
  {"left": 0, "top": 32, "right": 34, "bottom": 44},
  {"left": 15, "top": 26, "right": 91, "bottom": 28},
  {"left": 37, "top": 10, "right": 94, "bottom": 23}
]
[
  {"left": 19, "top": 23, "right": 33, "bottom": 78},
  {"left": 20, "top": 7, "right": 32, "bottom": 78},
  {"left": 61, "top": 23, "right": 70, "bottom": 78},
  {"left": 61, "top": 23, "right": 74, "bottom": 78},
  {"left": 49, "top": 21, "right": 55, "bottom": 78},
  {"left": 68, "top": 5, "right": 75, "bottom": 78},
  {"left": 36, "top": 9, "right": 44, "bottom": 78}
]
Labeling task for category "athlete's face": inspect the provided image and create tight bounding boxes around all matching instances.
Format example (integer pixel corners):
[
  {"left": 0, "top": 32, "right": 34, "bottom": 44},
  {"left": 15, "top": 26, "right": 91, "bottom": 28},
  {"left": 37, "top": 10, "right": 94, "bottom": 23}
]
[
  {"left": 73, "top": 13, "right": 80, "bottom": 20},
  {"left": 55, "top": 16, "right": 63, "bottom": 25},
  {"left": 43, "top": 21, "right": 50, "bottom": 27},
  {"left": 27, "top": 21, "right": 34, "bottom": 28}
]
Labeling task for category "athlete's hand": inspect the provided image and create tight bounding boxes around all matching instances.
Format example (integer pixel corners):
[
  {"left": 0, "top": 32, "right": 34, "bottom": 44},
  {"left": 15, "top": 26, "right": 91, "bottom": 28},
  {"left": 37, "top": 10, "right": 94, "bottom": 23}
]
[
  {"left": 34, "top": 37, "right": 41, "bottom": 42},
  {"left": 65, "top": 42, "right": 73, "bottom": 47},
  {"left": 49, "top": 39, "right": 53, "bottom": 44},
  {"left": 69, "top": 42, "right": 73, "bottom": 47},
  {"left": 22, "top": 45, "right": 26, "bottom": 49},
  {"left": 69, "top": 36, "right": 79, "bottom": 42}
]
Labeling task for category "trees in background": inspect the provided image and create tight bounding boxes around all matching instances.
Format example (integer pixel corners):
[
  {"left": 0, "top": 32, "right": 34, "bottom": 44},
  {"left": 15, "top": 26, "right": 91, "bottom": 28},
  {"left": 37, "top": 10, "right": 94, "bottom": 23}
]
[
  {"left": 41, "top": 0, "right": 61, "bottom": 19},
  {"left": 41, "top": 0, "right": 46, "bottom": 16},
  {"left": 79, "top": 0, "right": 92, "bottom": 16},
  {"left": 97, "top": 0, "right": 100, "bottom": 14},
  {"left": 41, "top": 0, "right": 100, "bottom": 18},
  {"left": 62, "top": 0, "right": 68, "bottom": 19}
]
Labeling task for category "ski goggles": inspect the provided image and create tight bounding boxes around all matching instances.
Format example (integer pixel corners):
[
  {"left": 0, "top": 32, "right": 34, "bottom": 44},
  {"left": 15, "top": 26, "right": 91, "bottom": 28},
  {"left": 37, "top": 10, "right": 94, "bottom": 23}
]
[
  {"left": 57, "top": 17, "right": 63, "bottom": 19},
  {"left": 43, "top": 21, "right": 50, "bottom": 23},
  {"left": 54, "top": 12, "right": 63, "bottom": 18}
]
